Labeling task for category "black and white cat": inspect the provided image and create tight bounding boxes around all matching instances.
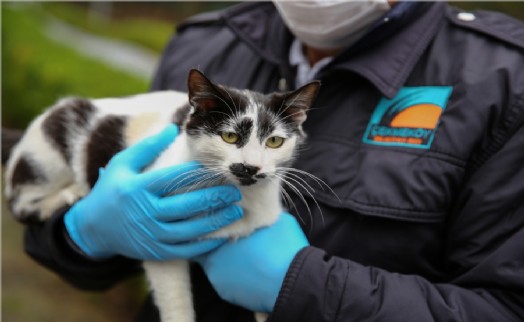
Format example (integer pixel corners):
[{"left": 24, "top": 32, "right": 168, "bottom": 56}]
[{"left": 5, "top": 69, "right": 320, "bottom": 322}]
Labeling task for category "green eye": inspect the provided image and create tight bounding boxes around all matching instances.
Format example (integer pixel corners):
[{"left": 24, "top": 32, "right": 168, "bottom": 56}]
[
  {"left": 221, "top": 132, "right": 239, "bottom": 144},
  {"left": 266, "top": 136, "right": 285, "bottom": 148}
]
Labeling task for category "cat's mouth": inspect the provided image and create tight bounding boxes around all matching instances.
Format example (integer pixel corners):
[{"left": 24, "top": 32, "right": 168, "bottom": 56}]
[
  {"left": 234, "top": 173, "right": 267, "bottom": 186},
  {"left": 229, "top": 163, "right": 266, "bottom": 186}
]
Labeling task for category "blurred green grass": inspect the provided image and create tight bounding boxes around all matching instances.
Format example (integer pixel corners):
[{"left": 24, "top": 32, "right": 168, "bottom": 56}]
[
  {"left": 1, "top": 4, "right": 150, "bottom": 129},
  {"left": 1, "top": 3, "right": 170, "bottom": 321},
  {"left": 41, "top": 2, "right": 174, "bottom": 53}
]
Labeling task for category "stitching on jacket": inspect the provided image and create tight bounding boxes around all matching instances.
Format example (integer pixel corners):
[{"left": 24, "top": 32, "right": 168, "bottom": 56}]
[
  {"left": 468, "top": 90, "right": 524, "bottom": 175},
  {"left": 308, "top": 134, "right": 468, "bottom": 168}
]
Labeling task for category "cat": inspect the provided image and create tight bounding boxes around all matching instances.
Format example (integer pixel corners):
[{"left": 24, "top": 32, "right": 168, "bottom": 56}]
[{"left": 4, "top": 69, "right": 320, "bottom": 322}]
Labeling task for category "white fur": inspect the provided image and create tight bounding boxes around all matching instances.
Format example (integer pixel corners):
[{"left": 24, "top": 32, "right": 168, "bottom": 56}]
[{"left": 4, "top": 90, "right": 294, "bottom": 322}]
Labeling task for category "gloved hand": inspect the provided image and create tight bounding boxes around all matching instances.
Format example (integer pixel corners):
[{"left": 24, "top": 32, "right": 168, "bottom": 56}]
[
  {"left": 196, "top": 212, "right": 309, "bottom": 313},
  {"left": 64, "top": 125, "right": 243, "bottom": 260}
]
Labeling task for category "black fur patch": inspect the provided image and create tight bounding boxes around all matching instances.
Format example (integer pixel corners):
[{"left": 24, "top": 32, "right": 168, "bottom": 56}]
[
  {"left": 257, "top": 109, "right": 277, "bottom": 142},
  {"left": 11, "top": 155, "right": 45, "bottom": 186},
  {"left": 186, "top": 82, "right": 249, "bottom": 136},
  {"left": 85, "top": 116, "right": 126, "bottom": 188},
  {"left": 233, "top": 118, "right": 253, "bottom": 148},
  {"left": 42, "top": 98, "right": 95, "bottom": 164},
  {"left": 69, "top": 98, "right": 96, "bottom": 128},
  {"left": 172, "top": 103, "right": 192, "bottom": 131}
]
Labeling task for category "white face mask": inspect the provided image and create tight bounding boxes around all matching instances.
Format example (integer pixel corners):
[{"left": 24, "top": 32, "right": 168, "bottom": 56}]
[{"left": 274, "top": 0, "right": 391, "bottom": 50}]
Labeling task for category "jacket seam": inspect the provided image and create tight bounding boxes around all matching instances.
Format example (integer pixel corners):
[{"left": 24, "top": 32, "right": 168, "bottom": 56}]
[
  {"left": 310, "top": 192, "right": 446, "bottom": 223},
  {"left": 333, "top": 260, "right": 351, "bottom": 322},
  {"left": 270, "top": 247, "right": 312, "bottom": 321},
  {"left": 390, "top": 4, "right": 446, "bottom": 97},
  {"left": 447, "top": 8, "right": 524, "bottom": 50}
]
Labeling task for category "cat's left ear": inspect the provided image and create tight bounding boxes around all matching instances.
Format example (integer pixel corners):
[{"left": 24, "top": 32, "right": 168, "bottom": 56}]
[
  {"left": 187, "top": 69, "right": 223, "bottom": 112},
  {"left": 279, "top": 81, "right": 321, "bottom": 125}
]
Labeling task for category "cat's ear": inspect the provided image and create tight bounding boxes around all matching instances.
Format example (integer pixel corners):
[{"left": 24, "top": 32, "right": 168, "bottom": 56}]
[
  {"left": 187, "top": 69, "right": 223, "bottom": 111},
  {"left": 279, "top": 81, "right": 320, "bottom": 125}
]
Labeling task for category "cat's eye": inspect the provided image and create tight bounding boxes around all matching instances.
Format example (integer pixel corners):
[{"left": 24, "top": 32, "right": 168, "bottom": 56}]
[
  {"left": 266, "top": 136, "right": 285, "bottom": 149},
  {"left": 221, "top": 132, "right": 239, "bottom": 144}
]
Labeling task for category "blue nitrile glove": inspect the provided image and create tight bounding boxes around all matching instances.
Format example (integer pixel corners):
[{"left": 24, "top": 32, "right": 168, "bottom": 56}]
[
  {"left": 197, "top": 212, "right": 309, "bottom": 313},
  {"left": 64, "top": 125, "right": 243, "bottom": 260}
]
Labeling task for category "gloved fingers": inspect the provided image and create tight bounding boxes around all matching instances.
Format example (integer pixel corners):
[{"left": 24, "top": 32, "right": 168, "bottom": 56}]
[
  {"left": 153, "top": 205, "right": 243, "bottom": 243},
  {"left": 153, "top": 238, "right": 228, "bottom": 260},
  {"left": 254, "top": 212, "right": 308, "bottom": 245},
  {"left": 155, "top": 185, "right": 242, "bottom": 221},
  {"left": 110, "top": 124, "right": 179, "bottom": 172},
  {"left": 140, "top": 161, "right": 203, "bottom": 194}
]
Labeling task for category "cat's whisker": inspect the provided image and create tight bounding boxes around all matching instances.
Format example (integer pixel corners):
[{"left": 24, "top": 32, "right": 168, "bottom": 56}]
[
  {"left": 163, "top": 168, "right": 215, "bottom": 194},
  {"left": 176, "top": 169, "right": 224, "bottom": 194},
  {"left": 275, "top": 166, "right": 339, "bottom": 228},
  {"left": 271, "top": 107, "right": 322, "bottom": 130},
  {"left": 274, "top": 88, "right": 313, "bottom": 120},
  {"left": 278, "top": 167, "right": 339, "bottom": 201},
  {"left": 277, "top": 180, "right": 303, "bottom": 224},
  {"left": 209, "top": 110, "right": 231, "bottom": 118},
  {"left": 279, "top": 171, "right": 325, "bottom": 227},
  {"left": 182, "top": 171, "right": 223, "bottom": 193},
  {"left": 147, "top": 163, "right": 210, "bottom": 193},
  {"left": 208, "top": 92, "right": 237, "bottom": 118},
  {"left": 266, "top": 175, "right": 303, "bottom": 224},
  {"left": 276, "top": 171, "right": 324, "bottom": 227},
  {"left": 272, "top": 110, "right": 308, "bottom": 127},
  {"left": 278, "top": 170, "right": 317, "bottom": 193},
  {"left": 275, "top": 99, "right": 288, "bottom": 120},
  {"left": 273, "top": 173, "right": 314, "bottom": 226},
  {"left": 222, "top": 88, "right": 238, "bottom": 113}
]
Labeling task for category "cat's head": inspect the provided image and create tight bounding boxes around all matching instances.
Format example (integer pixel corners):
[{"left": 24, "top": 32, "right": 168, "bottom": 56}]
[{"left": 183, "top": 69, "right": 320, "bottom": 186}]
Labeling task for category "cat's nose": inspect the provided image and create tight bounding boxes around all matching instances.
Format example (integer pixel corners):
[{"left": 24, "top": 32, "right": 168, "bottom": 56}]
[{"left": 229, "top": 163, "right": 260, "bottom": 177}]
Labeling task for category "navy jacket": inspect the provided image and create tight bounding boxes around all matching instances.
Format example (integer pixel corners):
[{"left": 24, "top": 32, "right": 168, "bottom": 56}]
[{"left": 25, "top": 2, "right": 524, "bottom": 321}]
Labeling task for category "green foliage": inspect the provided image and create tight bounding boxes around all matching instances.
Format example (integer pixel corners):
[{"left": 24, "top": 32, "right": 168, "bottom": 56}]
[
  {"left": 1, "top": 4, "right": 149, "bottom": 129},
  {"left": 42, "top": 3, "right": 174, "bottom": 54},
  {"left": 454, "top": 2, "right": 524, "bottom": 20}
]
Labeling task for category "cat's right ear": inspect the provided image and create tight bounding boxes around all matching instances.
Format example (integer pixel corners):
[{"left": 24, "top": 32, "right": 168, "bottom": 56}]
[
  {"left": 187, "top": 69, "right": 221, "bottom": 112},
  {"left": 279, "top": 81, "right": 321, "bottom": 126}
]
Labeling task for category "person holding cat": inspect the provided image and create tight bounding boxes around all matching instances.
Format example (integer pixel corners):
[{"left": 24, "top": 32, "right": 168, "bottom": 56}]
[{"left": 23, "top": 1, "right": 524, "bottom": 322}]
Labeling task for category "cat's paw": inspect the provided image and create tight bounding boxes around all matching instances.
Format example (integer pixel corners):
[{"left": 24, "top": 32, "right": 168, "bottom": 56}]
[{"left": 38, "top": 184, "right": 87, "bottom": 220}]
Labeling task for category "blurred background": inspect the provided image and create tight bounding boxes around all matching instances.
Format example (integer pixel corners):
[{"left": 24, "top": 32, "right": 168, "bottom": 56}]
[{"left": 2, "top": 2, "right": 523, "bottom": 322}]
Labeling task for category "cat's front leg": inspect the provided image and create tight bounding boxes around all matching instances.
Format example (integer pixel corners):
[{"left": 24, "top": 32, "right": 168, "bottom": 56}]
[{"left": 143, "top": 260, "right": 195, "bottom": 322}]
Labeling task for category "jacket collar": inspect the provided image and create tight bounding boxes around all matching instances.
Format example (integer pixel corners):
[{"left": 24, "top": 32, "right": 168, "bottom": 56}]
[
  {"left": 223, "top": 2, "right": 447, "bottom": 98},
  {"left": 222, "top": 2, "right": 291, "bottom": 66}
]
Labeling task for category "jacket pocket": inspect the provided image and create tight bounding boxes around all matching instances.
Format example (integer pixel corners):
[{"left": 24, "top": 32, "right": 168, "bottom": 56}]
[{"left": 291, "top": 135, "right": 466, "bottom": 223}]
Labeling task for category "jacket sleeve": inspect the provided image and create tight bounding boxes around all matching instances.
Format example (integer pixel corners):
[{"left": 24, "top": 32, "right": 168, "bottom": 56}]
[
  {"left": 24, "top": 207, "right": 142, "bottom": 291},
  {"left": 269, "top": 122, "right": 524, "bottom": 321}
]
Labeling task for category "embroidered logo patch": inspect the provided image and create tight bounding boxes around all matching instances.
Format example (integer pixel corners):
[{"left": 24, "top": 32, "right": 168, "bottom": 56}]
[{"left": 363, "top": 86, "right": 453, "bottom": 149}]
